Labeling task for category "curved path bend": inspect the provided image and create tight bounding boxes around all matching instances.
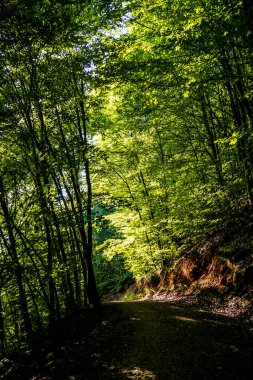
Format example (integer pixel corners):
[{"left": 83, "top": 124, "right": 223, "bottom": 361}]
[
  {"left": 78, "top": 301, "right": 253, "bottom": 380},
  {"left": 28, "top": 301, "right": 253, "bottom": 380}
]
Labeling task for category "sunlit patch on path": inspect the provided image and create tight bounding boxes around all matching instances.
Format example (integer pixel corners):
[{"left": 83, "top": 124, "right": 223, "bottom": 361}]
[
  {"left": 108, "top": 365, "right": 156, "bottom": 379},
  {"left": 121, "top": 367, "right": 155, "bottom": 379}
]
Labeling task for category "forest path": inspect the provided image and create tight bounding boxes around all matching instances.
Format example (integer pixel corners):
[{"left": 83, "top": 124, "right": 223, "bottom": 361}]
[
  {"left": 94, "top": 301, "right": 253, "bottom": 380},
  {"left": 23, "top": 301, "right": 253, "bottom": 380},
  {"left": 52, "top": 301, "right": 253, "bottom": 380}
]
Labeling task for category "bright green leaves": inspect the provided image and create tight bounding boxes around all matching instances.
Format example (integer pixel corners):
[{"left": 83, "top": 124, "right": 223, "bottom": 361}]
[
  {"left": 88, "top": 0, "right": 253, "bottom": 282},
  {"left": 0, "top": 0, "right": 129, "bottom": 352},
  {"left": 0, "top": 0, "right": 252, "bottom": 354}
]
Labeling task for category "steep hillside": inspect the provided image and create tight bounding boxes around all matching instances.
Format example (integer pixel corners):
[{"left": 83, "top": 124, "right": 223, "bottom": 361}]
[{"left": 129, "top": 205, "right": 253, "bottom": 321}]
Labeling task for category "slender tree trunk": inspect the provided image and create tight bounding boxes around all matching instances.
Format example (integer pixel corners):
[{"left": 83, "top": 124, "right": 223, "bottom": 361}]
[
  {"left": 80, "top": 99, "right": 100, "bottom": 308},
  {"left": 49, "top": 200, "right": 76, "bottom": 311},
  {"left": 200, "top": 94, "right": 224, "bottom": 186},
  {"left": 24, "top": 108, "right": 57, "bottom": 325},
  {"left": 220, "top": 54, "right": 253, "bottom": 203},
  {"left": 14, "top": 224, "right": 50, "bottom": 307},
  {"left": 0, "top": 292, "right": 5, "bottom": 354},
  {"left": 0, "top": 178, "right": 33, "bottom": 342}
]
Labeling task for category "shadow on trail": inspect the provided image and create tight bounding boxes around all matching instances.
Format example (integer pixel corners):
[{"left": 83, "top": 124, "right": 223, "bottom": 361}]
[
  {"left": 9, "top": 301, "right": 252, "bottom": 379},
  {"left": 96, "top": 301, "right": 253, "bottom": 380}
]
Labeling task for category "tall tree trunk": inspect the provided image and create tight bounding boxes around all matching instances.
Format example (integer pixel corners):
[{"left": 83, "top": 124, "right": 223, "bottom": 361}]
[
  {"left": 80, "top": 99, "right": 100, "bottom": 308},
  {"left": 0, "top": 178, "right": 33, "bottom": 342},
  {"left": 49, "top": 200, "right": 76, "bottom": 311},
  {"left": 200, "top": 94, "right": 224, "bottom": 186},
  {"left": 0, "top": 292, "right": 5, "bottom": 354},
  {"left": 220, "top": 54, "right": 253, "bottom": 203}
]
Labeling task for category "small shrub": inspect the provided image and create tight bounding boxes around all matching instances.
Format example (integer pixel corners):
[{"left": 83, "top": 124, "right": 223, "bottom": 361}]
[{"left": 122, "top": 290, "right": 141, "bottom": 301}]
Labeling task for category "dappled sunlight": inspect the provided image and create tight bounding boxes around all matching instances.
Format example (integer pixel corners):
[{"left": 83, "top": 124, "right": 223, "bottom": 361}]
[
  {"left": 201, "top": 318, "right": 228, "bottom": 326},
  {"left": 171, "top": 315, "right": 199, "bottom": 324},
  {"left": 106, "top": 363, "right": 156, "bottom": 379},
  {"left": 120, "top": 366, "right": 156, "bottom": 379}
]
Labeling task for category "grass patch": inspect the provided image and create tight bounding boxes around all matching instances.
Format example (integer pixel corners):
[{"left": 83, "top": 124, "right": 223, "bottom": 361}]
[{"left": 122, "top": 290, "right": 141, "bottom": 301}]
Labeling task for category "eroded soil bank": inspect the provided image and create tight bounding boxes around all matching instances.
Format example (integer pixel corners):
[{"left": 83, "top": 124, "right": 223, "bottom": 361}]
[{"left": 122, "top": 206, "right": 253, "bottom": 325}]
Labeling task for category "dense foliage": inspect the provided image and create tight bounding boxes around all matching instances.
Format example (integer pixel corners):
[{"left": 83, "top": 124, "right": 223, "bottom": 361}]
[
  {"left": 94, "top": 0, "right": 253, "bottom": 277},
  {"left": 0, "top": 0, "right": 252, "bottom": 354},
  {"left": 0, "top": 0, "right": 123, "bottom": 352}
]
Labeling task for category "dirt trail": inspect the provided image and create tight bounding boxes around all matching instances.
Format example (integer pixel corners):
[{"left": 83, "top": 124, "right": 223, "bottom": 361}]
[
  {"left": 90, "top": 301, "right": 253, "bottom": 380},
  {"left": 20, "top": 301, "right": 253, "bottom": 379}
]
